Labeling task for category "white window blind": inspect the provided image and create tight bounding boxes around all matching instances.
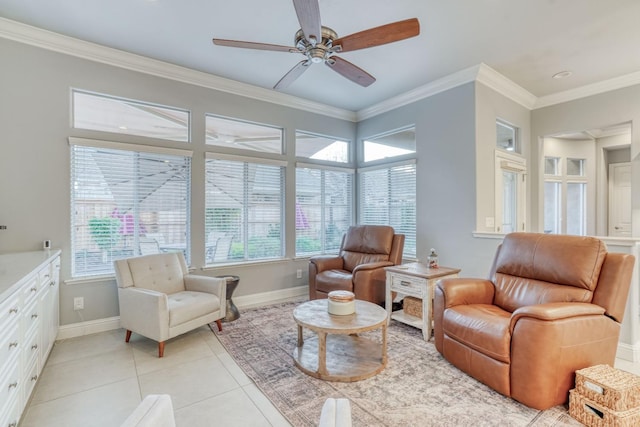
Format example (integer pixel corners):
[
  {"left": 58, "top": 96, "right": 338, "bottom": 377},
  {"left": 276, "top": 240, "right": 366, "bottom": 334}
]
[
  {"left": 359, "top": 162, "right": 416, "bottom": 257},
  {"left": 70, "top": 143, "right": 191, "bottom": 277},
  {"left": 205, "top": 156, "right": 284, "bottom": 263},
  {"left": 295, "top": 166, "right": 353, "bottom": 256}
]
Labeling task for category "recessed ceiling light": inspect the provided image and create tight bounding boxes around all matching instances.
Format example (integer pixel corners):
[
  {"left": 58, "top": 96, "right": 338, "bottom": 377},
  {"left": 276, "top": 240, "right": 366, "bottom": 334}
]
[{"left": 552, "top": 71, "right": 572, "bottom": 79}]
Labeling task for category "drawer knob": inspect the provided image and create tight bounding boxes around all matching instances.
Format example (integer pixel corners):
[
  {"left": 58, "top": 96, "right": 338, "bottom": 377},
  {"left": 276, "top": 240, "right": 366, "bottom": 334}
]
[
  {"left": 8, "top": 381, "right": 18, "bottom": 389},
  {"left": 9, "top": 341, "right": 18, "bottom": 349},
  {"left": 31, "top": 344, "right": 38, "bottom": 350}
]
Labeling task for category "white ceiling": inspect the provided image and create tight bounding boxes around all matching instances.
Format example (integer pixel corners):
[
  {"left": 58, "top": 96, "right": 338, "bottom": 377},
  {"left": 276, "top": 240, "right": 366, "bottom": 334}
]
[{"left": 1, "top": 0, "right": 640, "bottom": 112}]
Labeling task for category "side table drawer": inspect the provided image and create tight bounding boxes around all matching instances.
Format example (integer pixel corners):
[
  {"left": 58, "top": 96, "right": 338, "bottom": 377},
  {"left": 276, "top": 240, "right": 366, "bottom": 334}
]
[{"left": 390, "top": 274, "right": 425, "bottom": 297}]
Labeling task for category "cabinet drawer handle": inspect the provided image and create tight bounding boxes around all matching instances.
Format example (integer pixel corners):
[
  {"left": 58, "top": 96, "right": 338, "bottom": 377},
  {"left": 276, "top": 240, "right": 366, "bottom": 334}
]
[
  {"left": 50, "top": 281, "right": 55, "bottom": 286},
  {"left": 9, "top": 308, "right": 18, "bottom": 314},
  {"left": 31, "top": 344, "right": 38, "bottom": 350},
  {"left": 8, "top": 381, "right": 18, "bottom": 390},
  {"left": 31, "top": 374, "right": 38, "bottom": 382},
  {"left": 30, "top": 287, "right": 37, "bottom": 292},
  {"left": 9, "top": 421, "right": 18, "bottom": 427},
  {"left": 400, "top": 281, "right": 412, "bottom": 286},
  {"left": 31, "top": 313, "right": 39, "bottom": 319},
  {"left": 9, "top": 341, "right": 18, "bottom": 349},
  {"left": 44, "top": 274, "right": 50, "bottom": 278}
]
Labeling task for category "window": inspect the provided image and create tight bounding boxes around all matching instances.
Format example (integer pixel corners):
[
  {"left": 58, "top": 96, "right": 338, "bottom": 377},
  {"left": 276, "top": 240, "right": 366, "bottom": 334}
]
[
  {"left": 359, "top": 161, "right": 416, "bottom": 257},
  {"left": 363, "top": 127, "right": 416, "bottom": 163},
  {"left": 296, "top": 131, "right": 349, "bottom": 163},
  {"left": 70, "top": 138, "right": 191, "bottom": 277},
  {"left": 295, "top": 165, "right": 354, "bottom": 256},
  {"left": 206, "top": 115, "right": 283, "bottom": 154},
  {"left": 72, "top": 90, "right": 190, "bottom": 142},
  {"left": 543, "top": 156, "right": 587, "bottom": 235},
  {"left": 496, "top": 120, "right": 519, "bottom": 153},
  {"left": 205, "top": 154, "right": 285, "bottom": 264},
  {"left": 494, "top": 151, "right": 526, "bottom": 233}
]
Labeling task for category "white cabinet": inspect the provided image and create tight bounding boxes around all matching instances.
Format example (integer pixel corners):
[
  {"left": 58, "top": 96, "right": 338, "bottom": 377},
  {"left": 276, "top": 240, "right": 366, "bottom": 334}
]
[
  {"left": 385, "top": 263, "right": 460, "bottom": 341},
  {"left": 0, "top": 250, "right": 60, "bottom": 426}
]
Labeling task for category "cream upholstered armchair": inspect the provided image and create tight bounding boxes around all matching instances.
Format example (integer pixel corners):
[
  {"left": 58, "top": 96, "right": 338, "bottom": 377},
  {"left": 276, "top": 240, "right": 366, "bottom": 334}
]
[{"left": 114, "top": 252, "right": 226, "bottom": 357}]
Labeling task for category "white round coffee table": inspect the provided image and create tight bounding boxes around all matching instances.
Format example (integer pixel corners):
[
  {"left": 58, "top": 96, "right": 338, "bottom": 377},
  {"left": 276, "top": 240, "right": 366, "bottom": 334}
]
[{"left": 292, "top": 299, "right": 388, "bottom": 382}]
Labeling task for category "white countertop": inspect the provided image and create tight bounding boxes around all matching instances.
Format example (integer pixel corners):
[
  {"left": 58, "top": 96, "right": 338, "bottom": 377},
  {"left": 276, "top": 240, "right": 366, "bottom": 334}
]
[{"left": 0, "top": 250, "right": 61, "bottom": 302}]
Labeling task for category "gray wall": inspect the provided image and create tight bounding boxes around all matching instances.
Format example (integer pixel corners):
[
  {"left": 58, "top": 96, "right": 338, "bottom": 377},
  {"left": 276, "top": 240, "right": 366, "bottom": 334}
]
[
  {"left": 0, "top": 38, "right": 356, "bottom": 325},
  {"left": 357, "top": 83, "right": 501, "bottom": 278}
]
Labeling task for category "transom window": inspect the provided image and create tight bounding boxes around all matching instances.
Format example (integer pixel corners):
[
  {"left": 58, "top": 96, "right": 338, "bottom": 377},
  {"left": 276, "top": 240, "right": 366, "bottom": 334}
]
[
  {"left": 363, "top": 127, "right": 416, "bottom": 163},
  {"left": 496, "top": 120, "right": 519, "bottom": 153},
  {"left": 206, "top": 115, "right": 283, "bottom": 154},
  {"left": 72, "top": 90, "right": 190, "bottom": 142},
  {"left": 295, "top": 131, "right": 349, "bottom": 163}
]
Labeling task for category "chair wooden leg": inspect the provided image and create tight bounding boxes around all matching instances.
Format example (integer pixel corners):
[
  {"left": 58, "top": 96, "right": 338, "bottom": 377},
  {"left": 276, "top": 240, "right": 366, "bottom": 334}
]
[
  {"left": 216, "top": 319, "right": 222, "bottom": 332},
  {"left": 158, "top": 341, "right": 165, "bottom": 358},
  {"left": 125, "top": 330, "right": 132, "bottom": 343}
]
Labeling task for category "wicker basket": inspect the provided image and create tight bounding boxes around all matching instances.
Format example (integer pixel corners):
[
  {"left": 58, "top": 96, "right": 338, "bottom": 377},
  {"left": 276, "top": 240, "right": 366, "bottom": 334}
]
[
  {"left": 575, "top": 365, "right": 640, "bottom": 411},
  {"left": 403, "top": 296, "right": 422, "bottom": 319},
  {"left": 569, "top": 389, "right": 640, "bottom": 427}
]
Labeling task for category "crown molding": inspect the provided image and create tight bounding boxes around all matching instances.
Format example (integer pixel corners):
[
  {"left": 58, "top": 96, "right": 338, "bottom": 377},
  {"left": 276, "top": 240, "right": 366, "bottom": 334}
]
[
  {"left": 475, "top": 63, "right": 537, "bottom": 110},
  {"left": 534, "top": 70, "right": 640, "bottom": 109},
  {"left": 4, "top": 17, "right": 640, "bottom": 121},
  {"left": 357, "top": 64, "right": 480, "bottom": 121},
  {"left": 0, "top": 17, "right": 357, "bottom": 122}
]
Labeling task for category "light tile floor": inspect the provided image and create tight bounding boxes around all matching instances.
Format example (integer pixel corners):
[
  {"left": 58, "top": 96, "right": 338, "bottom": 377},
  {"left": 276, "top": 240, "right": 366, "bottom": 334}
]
[
  {"left": 21, "top": 326, "right": 292, "bottom": 427},
  {"left": 20, "top": 323, "right": 640, "bottom": 427}
]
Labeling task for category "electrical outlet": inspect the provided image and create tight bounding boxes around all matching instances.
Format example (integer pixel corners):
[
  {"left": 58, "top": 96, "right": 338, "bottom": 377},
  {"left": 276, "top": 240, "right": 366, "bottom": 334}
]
[
  {"left": 296, "top": 269, "right": 302, "bottom": 279},
  {"left": 74, "top": 297, "right": 84, "bottom": 311}
]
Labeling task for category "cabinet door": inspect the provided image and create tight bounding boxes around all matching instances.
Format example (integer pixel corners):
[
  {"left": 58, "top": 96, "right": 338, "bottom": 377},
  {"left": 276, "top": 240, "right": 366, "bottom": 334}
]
[{"left": 40, "top": 257, "right": 60, "bottom": 362}]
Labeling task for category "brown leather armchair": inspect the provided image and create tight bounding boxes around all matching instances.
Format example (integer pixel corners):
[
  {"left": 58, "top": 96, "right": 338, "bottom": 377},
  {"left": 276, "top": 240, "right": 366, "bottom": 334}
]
[
  {"left": 309, "top": 225, "right": 405, "bottom": 305},
  {"left": 434, "top": 232, "right": 635, "bottom": 410}
]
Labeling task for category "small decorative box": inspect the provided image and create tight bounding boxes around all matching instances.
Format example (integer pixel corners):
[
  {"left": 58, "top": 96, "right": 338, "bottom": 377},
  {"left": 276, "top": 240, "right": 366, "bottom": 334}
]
[
  {"left": 569, "top": 389, "right": 640, "bottom": 427},
  {"left": 575, "top": 364, "right": 640, "bottom": 412},
  {"left": 327, "top": 290, "right": 355, "bottom": 315}
]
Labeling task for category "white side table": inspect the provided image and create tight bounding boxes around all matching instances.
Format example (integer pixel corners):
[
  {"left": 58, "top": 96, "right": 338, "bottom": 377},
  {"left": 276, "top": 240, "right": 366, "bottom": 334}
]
[{"left": 385, "top": 263, "right": 460, "bottom": 341}]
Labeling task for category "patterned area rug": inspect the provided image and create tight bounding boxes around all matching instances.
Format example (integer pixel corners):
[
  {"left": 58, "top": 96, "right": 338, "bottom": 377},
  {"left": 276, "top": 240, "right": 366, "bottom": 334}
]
[{"left": 212, "top": 300, "right": 581, "bottom": 427}]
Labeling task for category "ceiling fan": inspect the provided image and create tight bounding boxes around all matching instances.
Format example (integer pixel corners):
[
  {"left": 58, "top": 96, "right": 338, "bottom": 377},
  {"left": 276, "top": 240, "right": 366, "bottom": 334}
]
[{"left": 212, "top": 0, "right": 420, "bottom": 90}]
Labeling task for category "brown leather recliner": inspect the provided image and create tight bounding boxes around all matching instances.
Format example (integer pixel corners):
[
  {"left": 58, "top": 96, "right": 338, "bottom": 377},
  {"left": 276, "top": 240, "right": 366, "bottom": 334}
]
[
  {"left": 434, "top": 232, "right": 635, "bottom": 410},
  {"left": 309, "top": 225, "right": 405, "bottom": 305}
]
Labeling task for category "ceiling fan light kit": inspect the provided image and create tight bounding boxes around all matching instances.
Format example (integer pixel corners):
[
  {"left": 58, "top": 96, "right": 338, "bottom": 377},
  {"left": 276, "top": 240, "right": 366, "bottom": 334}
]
[{"left": 212, "top": 0, "right": 420, "bottom": 90}]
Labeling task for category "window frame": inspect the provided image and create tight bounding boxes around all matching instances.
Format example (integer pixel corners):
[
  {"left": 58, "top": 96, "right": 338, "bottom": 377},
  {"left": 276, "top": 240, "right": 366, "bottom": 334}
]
[
  {"left": 204, "top": 152, "right": 286, "bottom": 265},
  {"left": 295, "top": 162, "right": 355, "bottom": 257},
  {"left": 69, "top": 137, "right": 192, "bottom": 278},
  {"left": 357, "top": 159, "right": 417, "bottom": 258},
  {"left": 205, "top": 114, "right": 284, "bottom": 155},
  {"left": 494, "top": 150, "right": 527, "bottom": 233}
]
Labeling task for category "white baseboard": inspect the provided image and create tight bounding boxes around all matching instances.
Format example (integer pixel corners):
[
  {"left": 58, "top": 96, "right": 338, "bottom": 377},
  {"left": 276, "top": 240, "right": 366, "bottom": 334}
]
[
  {"left": 55, "top": 285, "right": 308, "bottom": 340},
  {"left": 234, "top": 285, "right": 307, "bottom": 309},
  {"left": 617, "top": 342, "right": 640, "bottom": 363},
  {"left": 57, "top": 316, "right": 122, "bottom": 340}
]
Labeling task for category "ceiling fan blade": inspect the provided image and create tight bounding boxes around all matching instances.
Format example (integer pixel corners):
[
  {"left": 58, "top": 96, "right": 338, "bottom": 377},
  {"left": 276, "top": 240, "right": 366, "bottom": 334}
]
[
  {"left": 274, "top": 60, "right": 311, "bottom": 90},
  {"left": 212, "top": 38, "right": 299, "bottom": 53},
  {"left": 333, "top": 18, "right": 420, "bottom": 53},
  {"left": 292, "top": 0, "right": 322, "bottom": 42},
  {"left": 325, "top": 56, "right": 375, "bottom": 87}
]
